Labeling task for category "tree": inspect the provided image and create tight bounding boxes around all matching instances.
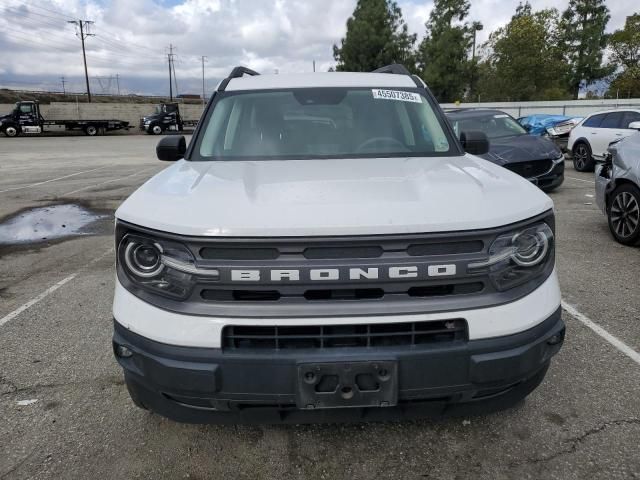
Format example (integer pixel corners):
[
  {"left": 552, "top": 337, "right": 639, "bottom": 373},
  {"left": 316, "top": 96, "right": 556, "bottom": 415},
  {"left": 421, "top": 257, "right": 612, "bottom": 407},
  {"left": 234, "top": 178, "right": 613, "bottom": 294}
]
[
  {"left": 609, "top": 13, "right": 640, "bottom": 70},
  {"left": 333, "top": 0, "right": 416, "bottom": 72},
  {"left": 417, "top": 0, "right": 472, "bottom": 102},
  {"left": 476, "top": 4, "right": 570, "bottom": 101},
  {"left": 559, "top": 0, "right": 612, "bottom": 98},
  {"left": 606, "top": 14, "right": 640, "bottom": 98}
]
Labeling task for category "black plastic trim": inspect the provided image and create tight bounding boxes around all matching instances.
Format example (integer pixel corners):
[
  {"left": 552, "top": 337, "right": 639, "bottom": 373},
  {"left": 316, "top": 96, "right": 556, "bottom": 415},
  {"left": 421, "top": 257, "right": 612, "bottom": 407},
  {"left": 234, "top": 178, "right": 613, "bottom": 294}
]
[{"left": 113, "top": 308, "right": 564, "bottom": 423}]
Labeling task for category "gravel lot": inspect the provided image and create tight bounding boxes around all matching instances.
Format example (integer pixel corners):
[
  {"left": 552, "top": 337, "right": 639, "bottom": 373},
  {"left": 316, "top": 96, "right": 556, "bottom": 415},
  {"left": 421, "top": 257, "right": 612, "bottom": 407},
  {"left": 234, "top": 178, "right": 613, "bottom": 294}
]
[{"left": 0, "top": 135, "right": 639, "bottom": 480}]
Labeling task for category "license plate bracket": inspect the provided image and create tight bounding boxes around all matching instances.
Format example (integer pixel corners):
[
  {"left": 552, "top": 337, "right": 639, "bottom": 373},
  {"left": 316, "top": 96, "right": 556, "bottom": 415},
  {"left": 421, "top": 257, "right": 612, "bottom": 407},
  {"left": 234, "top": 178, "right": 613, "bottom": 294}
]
[{"left": 296, "top": 361, "right": 397, "bottom": 409}]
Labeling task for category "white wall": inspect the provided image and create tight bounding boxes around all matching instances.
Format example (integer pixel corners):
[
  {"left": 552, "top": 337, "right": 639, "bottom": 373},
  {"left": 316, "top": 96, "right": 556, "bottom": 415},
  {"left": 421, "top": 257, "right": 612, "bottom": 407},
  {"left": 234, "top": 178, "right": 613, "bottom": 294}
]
[{"left": 441, "top": 99, "right": 640, "bottom": 118}]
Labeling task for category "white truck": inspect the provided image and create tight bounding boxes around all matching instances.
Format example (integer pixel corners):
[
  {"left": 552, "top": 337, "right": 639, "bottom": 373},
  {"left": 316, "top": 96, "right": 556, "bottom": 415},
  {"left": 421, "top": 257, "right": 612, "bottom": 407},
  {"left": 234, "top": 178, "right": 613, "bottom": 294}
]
[{"left": 112, "top": 65, "right": 564, "bottom": 423}]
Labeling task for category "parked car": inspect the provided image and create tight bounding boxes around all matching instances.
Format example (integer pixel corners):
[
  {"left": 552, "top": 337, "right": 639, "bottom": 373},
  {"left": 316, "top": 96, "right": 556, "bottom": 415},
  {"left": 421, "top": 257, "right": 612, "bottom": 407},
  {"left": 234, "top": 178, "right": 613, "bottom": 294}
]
[
  {"left": 518, "top": 114, "right": 573, "bottom": 136},
  {"left": 568, "top": 109, "right": 640, "bottom": 172},
  {"left": 595, "top": 131, "right": 640, "bottom": 245},
  {"left": 447, "top": 109, "right": 564, "bottom": 192},
  {"left": 544, "top": 117, "right": 582, "bottom": 152},
  {"left": 112, "top": 65, "right": 564, "bottom": 424}
]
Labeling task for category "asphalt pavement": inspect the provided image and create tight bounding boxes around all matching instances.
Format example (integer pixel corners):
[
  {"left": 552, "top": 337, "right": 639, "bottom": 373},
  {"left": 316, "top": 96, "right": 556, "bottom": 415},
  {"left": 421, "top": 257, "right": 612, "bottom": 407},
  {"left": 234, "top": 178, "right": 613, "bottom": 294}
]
[{"left": 0, "top": 135, "right": 638, "bottom": 480}]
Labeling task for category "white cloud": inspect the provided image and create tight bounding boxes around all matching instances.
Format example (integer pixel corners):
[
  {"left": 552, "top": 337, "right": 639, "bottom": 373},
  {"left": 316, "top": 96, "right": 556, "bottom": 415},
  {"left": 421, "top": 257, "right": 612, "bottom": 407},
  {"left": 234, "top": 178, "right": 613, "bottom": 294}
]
[{"left": 0, "top": 0, "right": 632, "bottom": 95}]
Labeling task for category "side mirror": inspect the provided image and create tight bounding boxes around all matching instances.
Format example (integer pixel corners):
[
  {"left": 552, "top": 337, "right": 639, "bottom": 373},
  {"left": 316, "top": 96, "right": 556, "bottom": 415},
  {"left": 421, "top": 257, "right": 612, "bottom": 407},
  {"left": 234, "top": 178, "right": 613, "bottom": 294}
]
[
  {"left": 628, "top": 121, "right": 640, "bottom": 130},
  {"left": 460, "top": 130, "right": 490, "bottom": 155},
  {"left": 156, "top": 135, "right": 186, "bottom": 161}
]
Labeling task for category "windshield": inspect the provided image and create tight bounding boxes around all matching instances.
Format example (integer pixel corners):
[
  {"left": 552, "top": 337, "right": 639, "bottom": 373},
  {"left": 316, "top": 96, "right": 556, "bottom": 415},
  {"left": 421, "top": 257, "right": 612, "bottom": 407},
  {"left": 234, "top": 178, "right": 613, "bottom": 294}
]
[
  {"left": 154, "top": 106, "right": 162, "bottom": 114},
  {"left": 449, "top": 113, "right": 527, "bottom": 139},
  {"left": 194, "top": 88, "right": 456, "bottom": 160}
]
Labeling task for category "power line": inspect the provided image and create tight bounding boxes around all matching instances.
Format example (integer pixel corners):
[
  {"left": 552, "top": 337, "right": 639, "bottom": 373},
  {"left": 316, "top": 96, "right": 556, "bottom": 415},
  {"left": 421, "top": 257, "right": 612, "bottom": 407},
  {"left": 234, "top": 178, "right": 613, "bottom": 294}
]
[
  {"left": 20, "top": 1, "right": 75, "bottom": 20},
  {"left": 68, "top": 19, "right": 95, "bottom": 102}
]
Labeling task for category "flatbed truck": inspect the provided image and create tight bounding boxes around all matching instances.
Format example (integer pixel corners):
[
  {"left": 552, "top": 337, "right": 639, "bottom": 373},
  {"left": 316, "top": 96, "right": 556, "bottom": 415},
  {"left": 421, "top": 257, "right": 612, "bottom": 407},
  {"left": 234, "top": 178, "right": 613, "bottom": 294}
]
[
  {"left": 139, "top": 103, "right": 198, "bottom": 135},
  {"left": 0, "top": 101, "right": 130, "bottom": 137}
]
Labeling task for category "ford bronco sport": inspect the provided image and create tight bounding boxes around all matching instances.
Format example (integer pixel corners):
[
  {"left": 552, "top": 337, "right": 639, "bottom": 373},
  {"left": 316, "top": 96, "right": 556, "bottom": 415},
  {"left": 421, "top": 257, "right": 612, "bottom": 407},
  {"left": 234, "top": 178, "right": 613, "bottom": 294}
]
[{"left": 112, "top": 65, "right": 565, "bottom": 423}]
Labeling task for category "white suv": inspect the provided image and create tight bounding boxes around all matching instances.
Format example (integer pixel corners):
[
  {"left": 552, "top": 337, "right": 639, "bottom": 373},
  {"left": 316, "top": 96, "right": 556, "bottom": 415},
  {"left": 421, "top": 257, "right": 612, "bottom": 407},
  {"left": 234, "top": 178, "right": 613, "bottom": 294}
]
[
  {"left": 112, "top": 65, "right": 564, "bottom": 424},
  {"left": 568, "top": 109, "right": 640, "bottom": 171}
]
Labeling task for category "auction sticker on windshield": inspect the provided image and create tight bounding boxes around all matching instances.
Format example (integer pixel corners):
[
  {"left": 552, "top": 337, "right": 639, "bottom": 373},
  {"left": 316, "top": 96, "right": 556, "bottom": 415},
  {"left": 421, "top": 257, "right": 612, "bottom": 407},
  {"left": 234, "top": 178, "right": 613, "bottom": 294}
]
[{"left": 372, "top": 89, "right": 422, "bottom": 103}]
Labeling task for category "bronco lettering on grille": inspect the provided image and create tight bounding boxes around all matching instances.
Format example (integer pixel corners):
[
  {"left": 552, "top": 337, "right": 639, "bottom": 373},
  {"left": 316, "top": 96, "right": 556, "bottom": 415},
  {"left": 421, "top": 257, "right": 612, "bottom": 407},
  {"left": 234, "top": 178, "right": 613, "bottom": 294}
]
[{"left": 229, "top": 265, "right": 456, "bottom": 282}]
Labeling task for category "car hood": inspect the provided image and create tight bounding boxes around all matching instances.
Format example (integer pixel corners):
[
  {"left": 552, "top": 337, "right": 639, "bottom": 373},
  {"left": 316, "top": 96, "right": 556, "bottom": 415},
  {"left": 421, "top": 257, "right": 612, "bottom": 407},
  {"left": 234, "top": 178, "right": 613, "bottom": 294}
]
[
  {"left": 116, "top": 155, "right": 553, "bottom": 237},
  {"left": 481, "top": 135, "right": 562, "bottom": 166}
]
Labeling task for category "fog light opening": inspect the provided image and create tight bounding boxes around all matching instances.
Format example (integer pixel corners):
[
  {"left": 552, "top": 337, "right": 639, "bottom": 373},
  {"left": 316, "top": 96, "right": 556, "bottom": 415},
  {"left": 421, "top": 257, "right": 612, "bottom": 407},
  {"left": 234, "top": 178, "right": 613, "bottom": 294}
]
[
  {"left": 547, "top": 333, "right": 563, "bottom": 346},
  {"left": 116, "top": 345, "right": 133, "bottom": 358}
]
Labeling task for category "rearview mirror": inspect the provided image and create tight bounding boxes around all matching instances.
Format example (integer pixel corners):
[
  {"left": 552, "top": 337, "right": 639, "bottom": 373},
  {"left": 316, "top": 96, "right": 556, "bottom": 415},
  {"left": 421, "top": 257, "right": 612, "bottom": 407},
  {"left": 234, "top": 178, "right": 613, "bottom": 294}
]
[
  {"left": 459, "top": 130, "right": 490, "bottom": 155},
  {"left": 628, "top": 121, "right": 640, "bottom": 130},
  {"left": 156, "top": 135, "right": 186, "bottom": 161}
]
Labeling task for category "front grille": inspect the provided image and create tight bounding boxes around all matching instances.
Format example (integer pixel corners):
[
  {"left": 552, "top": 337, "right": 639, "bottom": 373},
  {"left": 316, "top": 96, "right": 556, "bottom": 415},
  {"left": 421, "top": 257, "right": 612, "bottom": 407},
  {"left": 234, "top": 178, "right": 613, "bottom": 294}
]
[
  {"left": 222, "top": 319, "right": 467, "bottom": 350},
  {"left": 117, "top": 210, "right": 554, "bottom": 318},
  {"left": 201, "top": 281, "right": 484, "bottom": 303},
  {"left": 504, "top": 160, "right": 553, "bottom": 178}
]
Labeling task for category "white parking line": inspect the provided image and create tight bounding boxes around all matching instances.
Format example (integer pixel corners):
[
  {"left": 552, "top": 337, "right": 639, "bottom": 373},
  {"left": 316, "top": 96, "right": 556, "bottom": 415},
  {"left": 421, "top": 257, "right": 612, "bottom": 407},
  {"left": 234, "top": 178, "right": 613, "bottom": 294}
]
[
  {"left": 62, "top": 167, "right": 154, "bottom": 196},
  {"left": 0, "top": 166, "right": 111, "bottom": 194},
  {"left": 0, "top": 248, "right": 113, "bottom": 329},
  {"left": 562, "top": 301, "right": 640, "bottom": 366},
  {"left": 565, "top": 176, "right": 595, "bottom": 184}
]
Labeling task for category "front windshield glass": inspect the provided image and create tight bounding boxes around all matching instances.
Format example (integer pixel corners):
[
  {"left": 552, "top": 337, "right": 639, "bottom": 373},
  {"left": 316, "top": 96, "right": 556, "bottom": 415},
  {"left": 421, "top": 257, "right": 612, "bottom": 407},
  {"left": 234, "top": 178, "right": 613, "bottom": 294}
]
[
  {"left": 449, "top": 113, "right": 527, "bottom": 139},
  {"left": 195, "top": 88, "right": 455, "bottom": 160},
  {"left": 154, "top": 106, "right": 162, "bottom": 114}
]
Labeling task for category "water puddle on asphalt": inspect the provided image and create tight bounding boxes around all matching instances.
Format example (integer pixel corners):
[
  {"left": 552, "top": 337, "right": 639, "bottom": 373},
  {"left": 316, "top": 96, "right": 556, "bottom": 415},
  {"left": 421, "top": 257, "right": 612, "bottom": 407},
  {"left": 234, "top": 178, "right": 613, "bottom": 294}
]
[{"left": 0, "top": 204, "right": 107, "bottom": 245}]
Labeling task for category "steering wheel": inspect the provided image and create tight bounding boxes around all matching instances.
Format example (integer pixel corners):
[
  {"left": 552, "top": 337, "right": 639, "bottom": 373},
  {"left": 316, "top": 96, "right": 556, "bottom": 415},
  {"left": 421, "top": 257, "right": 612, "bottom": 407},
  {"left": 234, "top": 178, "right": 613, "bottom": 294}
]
[{"left": 356, "top": 136, "right": 407, "bottom": 153}]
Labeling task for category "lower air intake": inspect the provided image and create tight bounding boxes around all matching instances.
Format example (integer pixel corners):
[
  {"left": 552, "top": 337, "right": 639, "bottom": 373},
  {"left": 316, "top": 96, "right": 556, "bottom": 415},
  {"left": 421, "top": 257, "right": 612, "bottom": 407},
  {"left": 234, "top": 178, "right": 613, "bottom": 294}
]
[{"left": 222, "top": 319, "right": 467, "bottom": 350}]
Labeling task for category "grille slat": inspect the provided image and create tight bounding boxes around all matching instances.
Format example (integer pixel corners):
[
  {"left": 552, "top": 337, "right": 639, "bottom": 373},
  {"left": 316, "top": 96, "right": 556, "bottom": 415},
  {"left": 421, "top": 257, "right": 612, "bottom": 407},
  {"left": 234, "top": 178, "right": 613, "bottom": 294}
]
[
  {"left": 223, "top": 319, "right": 467, "bottom": 350},
  {"left": 504, "top": 160, "right": 552, "bottom": 178},
  {"left": 201, "top": 282, "right": 484, "bottom": 303}
]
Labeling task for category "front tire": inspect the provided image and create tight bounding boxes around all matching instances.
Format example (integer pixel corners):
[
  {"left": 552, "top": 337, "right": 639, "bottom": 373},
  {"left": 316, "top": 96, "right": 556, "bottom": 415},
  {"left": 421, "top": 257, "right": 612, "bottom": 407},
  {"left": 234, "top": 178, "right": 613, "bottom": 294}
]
[
  {"left": 3, "top": 125, "right": 19, "bottom": 137},
  {"left": 607, "top": 184, "right": 640, "bottom": 246},
  {"left": 84, "top": 125, "right": 98, "bottom": 136},
  {"left": 572, "top": 142, "right": 594, "bottom": 172},
  {"left": 151, "top": 124, "right": 163, "bottom": 135}
]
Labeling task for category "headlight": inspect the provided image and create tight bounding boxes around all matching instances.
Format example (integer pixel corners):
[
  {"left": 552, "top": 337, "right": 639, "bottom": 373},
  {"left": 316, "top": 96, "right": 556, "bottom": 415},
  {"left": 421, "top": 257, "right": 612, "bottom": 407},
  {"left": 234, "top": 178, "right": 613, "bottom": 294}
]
[
  {"left": 553, "top": 151, "right": 564, "bottom": 163},
  {"left": 468, "top": 222, "right": 554, "bottom": 291},
  {"left": 117, "top": 233, "right": 206, "bottom": 299}
]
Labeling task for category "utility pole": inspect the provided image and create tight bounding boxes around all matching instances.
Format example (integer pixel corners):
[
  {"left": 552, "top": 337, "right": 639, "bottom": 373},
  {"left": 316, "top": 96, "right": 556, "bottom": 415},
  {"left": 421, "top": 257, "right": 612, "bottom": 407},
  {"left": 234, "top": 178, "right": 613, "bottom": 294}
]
[
  {"left": 313, "top": 60, "right": 316, "bottom": 73},
  {"left": 172, "top": 55, "right": 179, "bottom": 98},
  {"left": 201, "top": 56, "right": 207, "bottom": 106},
  {"left": 115, "top": 74, "right": 120, "bottom": 96},
  {"left": 60, "top": 76, "right": 66, "bottom": 95},
  {"left": 167, "top": 44, "right": 175, "bottom": 101},
  {"left": 68, "top": 19, "right": 94, "bottom": 102},
  {"left": 470, "top": 21, "right": 483, "bottom": 99}
]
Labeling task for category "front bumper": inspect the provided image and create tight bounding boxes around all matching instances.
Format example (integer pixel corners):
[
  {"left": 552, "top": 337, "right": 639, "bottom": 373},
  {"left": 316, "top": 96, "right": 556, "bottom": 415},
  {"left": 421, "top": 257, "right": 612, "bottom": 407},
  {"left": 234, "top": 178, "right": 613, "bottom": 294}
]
[
  {"left": 113, "top": 308, "right": 564, "bottom": 423},
  {"left": 533, "top": 160, "right": 565, "bottom": 191},
  {"left": 595, "top": 163, "right": 611, "bottom": 214}
]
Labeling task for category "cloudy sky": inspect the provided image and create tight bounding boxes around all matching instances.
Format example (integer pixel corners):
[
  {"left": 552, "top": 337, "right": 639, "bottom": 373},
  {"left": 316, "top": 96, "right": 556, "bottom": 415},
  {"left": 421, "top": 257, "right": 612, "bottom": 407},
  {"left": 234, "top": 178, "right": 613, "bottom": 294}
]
[{"left": 0, "top": 0, "right": 632, "bottom": 96}]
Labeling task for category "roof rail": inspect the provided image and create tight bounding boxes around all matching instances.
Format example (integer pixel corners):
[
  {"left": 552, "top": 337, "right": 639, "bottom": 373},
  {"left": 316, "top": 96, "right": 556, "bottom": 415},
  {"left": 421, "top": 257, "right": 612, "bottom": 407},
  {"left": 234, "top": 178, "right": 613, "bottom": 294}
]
[
  {"left": 372, "top": 64, "right": 411, "bottom": 75},
  {"left": 372, "top": 64, "right": 423, "bottom": 88},
  {"left": 218, "top": 66, "right": 261, "bottom": 92}
]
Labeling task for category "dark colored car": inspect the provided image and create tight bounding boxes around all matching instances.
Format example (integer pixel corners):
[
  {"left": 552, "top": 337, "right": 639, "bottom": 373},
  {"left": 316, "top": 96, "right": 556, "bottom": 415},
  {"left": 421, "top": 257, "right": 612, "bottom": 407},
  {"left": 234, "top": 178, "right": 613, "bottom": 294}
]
[{"left": 446, "top": 109, "right": 565, "bottom": 192}]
